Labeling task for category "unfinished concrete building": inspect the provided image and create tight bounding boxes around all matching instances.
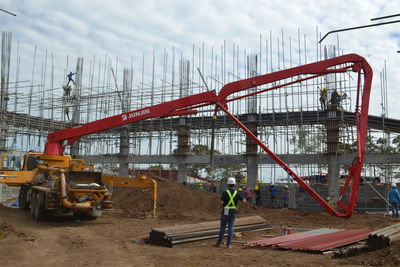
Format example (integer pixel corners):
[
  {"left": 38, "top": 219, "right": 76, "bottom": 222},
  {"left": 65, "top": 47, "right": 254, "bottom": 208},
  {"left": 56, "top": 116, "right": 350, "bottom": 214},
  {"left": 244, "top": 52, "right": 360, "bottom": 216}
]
[{"left": 1, "top": 30, "right": 400, "bottom": 211}]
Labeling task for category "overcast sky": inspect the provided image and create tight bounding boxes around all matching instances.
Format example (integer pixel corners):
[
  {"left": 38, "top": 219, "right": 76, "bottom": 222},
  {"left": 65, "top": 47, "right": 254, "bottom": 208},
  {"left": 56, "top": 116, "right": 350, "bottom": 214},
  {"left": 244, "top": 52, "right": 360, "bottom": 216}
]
[{"left": 1, "top": 0, "right": 399, "bottom": 118}]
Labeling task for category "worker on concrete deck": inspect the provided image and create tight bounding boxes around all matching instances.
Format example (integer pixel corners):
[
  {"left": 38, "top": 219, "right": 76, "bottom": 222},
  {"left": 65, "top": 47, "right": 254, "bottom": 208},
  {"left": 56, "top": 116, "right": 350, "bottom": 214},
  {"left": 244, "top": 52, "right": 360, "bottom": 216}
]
[
  {"left": 329, "top": 89, "right": 340, "bottom": 108},
  {"left": 215, "top": 177, "right": 246, "bottom": 249},
  {"left": 319, "top": 87, "right": 328, "bottom": 110},
  {"left": 388, "top": 183, "right": 400, "bottom": 219}
]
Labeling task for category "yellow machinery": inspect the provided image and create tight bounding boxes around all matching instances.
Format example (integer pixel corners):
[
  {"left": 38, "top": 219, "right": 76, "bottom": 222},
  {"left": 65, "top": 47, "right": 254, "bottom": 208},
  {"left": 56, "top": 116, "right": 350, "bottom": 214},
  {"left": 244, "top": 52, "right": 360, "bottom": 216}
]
[{"left": 0, "top": 151, "right": 157, "bottom": 221}]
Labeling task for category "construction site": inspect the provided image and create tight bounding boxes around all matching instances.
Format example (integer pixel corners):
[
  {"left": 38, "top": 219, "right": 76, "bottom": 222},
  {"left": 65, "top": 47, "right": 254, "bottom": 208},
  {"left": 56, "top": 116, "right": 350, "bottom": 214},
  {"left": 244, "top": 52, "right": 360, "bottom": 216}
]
[{"left": 1, "top": 8, "right": 400, "bottom": 266}]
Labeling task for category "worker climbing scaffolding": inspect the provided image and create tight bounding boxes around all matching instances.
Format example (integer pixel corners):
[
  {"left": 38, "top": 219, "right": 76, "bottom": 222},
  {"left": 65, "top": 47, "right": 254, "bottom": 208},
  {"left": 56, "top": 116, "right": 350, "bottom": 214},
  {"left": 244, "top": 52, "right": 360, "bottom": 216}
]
[
  {"left": 62, "top": 71, "right": 77, "bottom": 120},
  {"left": 63, "top": 85, "right": 72, "bottom": 97},
  {"left": 67, "top": 71, "right": 76, "bottom": 86}
]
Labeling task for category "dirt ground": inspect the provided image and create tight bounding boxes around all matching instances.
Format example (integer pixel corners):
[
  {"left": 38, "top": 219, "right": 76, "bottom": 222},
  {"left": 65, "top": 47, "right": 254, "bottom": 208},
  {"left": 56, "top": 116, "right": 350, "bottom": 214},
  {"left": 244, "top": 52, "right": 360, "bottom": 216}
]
[{"left": 1, "top": 178, "right": 400, "bottom": 267}]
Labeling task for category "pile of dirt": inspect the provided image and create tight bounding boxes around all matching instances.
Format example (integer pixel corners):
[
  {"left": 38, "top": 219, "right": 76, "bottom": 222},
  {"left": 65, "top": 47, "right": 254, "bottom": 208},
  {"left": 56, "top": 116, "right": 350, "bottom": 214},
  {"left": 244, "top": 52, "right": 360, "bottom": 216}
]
[
  {"left": 112, "top": 177, "right": 391, "bottom": 230},
  {"left": 112, "top": 178, "right": 223, "bottom": 220}
]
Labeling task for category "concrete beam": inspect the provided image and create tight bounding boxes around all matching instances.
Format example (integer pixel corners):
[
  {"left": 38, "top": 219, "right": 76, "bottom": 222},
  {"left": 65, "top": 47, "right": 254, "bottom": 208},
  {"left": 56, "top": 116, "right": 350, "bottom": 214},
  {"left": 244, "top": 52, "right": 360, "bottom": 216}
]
[{"left": 82, "top": 153, "right": 400, "bottom": 165}]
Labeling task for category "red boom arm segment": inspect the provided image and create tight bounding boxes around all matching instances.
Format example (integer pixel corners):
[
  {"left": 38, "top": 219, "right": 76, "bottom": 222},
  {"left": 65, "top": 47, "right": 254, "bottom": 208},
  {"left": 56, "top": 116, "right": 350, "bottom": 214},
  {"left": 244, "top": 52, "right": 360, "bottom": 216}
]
[
  {"left": 44, "top": 90, "right": 218, "bottom": 155},
  {"left": 45, "top": 53, "right": 372, "bottom": 217}
]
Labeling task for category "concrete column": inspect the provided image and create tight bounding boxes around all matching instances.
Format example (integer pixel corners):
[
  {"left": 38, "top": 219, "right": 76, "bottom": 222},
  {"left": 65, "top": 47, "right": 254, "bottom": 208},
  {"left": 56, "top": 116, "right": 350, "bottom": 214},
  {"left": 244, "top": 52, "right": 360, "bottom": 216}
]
[
  {"left": 118, "top": 68, "right": 132, "bottom": 177},
  {"left": 70, "top": 57, "right": 84, "bottom": 157},
  {"left": 119, "top": 127, "right": 129, "bottom": 177},
  {"left": 176, "top": 60, "right": 190, "bottom": 183},
  {"left": 245, "top": 55, "right": 258, "bottom": 202},
  {"left": 177, "top": 118, "right": 189, "bottom": 183},
  {"left": 326, "top": 109, "right": 340, "bottom": 203},
  {"left": 246, "top": 115, "right": 258, "bottom": 202}
]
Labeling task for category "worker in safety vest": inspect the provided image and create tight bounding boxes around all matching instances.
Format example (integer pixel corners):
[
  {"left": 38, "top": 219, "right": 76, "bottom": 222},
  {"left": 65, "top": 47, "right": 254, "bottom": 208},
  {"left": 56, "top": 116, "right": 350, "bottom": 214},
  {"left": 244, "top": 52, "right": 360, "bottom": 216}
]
[
  {"left": 319, "top": 87, "right": 328, "bottom": 110},
  {"left": 215, "top": 177, "right": 246, "bottom": 248}
]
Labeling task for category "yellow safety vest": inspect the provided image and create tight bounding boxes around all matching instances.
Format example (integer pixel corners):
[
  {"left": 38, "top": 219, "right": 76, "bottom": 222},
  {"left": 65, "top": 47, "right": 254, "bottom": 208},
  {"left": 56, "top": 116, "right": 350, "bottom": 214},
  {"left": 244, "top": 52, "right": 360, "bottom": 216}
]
[{"left": 225, "top": 190, "right": 237, "bottom": 209}]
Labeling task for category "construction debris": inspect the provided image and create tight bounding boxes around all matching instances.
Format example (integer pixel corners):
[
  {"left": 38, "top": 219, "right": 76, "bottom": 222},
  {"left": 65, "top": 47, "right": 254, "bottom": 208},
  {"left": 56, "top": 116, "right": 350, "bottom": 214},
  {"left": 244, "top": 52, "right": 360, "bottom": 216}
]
[
  {"left": 149, "top": 215, "right": 271, "bottom": 247},
  {"left": 366, "top": 222, "right": 400, "bottom": 251},
  {"left": 333, "top": 242, "right": 366, "bottom": 258}
]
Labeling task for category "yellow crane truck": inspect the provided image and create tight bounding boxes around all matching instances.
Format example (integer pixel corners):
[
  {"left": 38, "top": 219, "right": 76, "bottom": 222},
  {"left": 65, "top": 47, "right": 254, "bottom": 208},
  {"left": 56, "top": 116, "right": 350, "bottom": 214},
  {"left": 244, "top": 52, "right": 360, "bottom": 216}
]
[{"left": 0, "top": 151, "right": 157, "bottom": 221}]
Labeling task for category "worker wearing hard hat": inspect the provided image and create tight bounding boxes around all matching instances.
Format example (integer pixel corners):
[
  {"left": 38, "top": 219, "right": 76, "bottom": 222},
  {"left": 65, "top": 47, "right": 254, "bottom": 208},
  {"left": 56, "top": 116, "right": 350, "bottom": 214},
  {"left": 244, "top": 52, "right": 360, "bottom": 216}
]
[
  {"left": 254, "top": 185, "right": 261, "bottom": 206},
  {"left": 388, "top": 183, "right": 400, "bottom": 219},
  {"left": 270, "top": 183, "right": 277, "bottom": 208},
  {"left": 215, "top": 177, "right": 246, "bottom": 249},
  {"left": 237, "top": 187, "right": 244, "bottom": 199},
  {"left": 198, "top": 183, "right": 204, "bottom": 192},
  {"left": 282, "top": 185, "right": 289, "bottom": 208}
]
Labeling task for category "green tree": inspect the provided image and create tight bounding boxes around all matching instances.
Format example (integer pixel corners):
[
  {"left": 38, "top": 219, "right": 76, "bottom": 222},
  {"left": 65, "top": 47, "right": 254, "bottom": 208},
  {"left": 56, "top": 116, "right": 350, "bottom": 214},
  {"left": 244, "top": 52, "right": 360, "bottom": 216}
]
[
  {"left": 171, "top": 144, "right": 244, "bottom": 181},
  {"left": 391, "top": 135, "right": 400, "bottom": 152},
  {"left": 148, "top": 165, "right": 163, "bottom": 170},
  {"left": 290, "top": 126, "right": 326, "bottom": 153}
]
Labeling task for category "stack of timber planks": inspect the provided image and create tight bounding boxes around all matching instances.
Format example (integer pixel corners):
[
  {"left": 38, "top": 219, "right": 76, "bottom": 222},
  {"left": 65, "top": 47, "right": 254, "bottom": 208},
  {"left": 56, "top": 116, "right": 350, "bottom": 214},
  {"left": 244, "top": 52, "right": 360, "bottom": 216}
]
[
  {"left": 366, "top": 222, "right": 400, "bottom": 251},
  {"left": 149, "top": 215, "right": 271, "bottom": 247}
]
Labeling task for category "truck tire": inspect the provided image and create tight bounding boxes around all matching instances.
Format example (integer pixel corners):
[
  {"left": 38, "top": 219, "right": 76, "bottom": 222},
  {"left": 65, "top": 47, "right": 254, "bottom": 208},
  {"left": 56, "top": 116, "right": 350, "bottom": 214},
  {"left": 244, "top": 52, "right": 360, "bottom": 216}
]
[
  {"left": 73, "top": 209, "right": 101, "bottom": 220},
  {"left": 86, "top": 209, "right": 101, "bottom": 220},
  {"left": 30, "top": 191, "right": 36, "bottom": 218},
  {"left": 32, "top": 191, "right": 46, "bottom": 221},
  {"left": 18, "top": 185, "right": 30, "bottom": 210}
]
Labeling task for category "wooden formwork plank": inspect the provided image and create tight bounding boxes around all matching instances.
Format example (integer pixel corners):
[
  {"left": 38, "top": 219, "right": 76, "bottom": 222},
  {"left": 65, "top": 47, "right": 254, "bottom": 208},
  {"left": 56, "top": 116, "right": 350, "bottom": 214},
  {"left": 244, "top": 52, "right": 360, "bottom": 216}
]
[
  {"left": 152, "top": 215, "right": 265, "bottom": 235},
  {"left": 168, "top": 223, "right": 269, "bottom": 240}
]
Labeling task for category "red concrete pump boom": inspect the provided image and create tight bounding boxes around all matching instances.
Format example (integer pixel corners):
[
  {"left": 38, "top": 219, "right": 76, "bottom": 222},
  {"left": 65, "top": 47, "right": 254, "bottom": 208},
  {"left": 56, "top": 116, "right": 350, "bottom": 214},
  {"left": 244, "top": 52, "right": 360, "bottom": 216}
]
[{"left": 44, "top": 53, "right": 372, "bottom": 218}]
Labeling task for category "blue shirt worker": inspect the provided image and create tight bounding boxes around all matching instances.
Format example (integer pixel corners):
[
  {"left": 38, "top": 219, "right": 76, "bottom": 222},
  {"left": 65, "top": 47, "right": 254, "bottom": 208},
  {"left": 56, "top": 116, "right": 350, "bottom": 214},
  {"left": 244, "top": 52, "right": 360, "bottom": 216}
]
[
  {"left": 270, "top": 183, "right": 277, "bottom": 207},
  {"left": 388, "top": 183, "right": 400, "bottom": 218},
  {"left": 67, "top": 71, "right": 76, "bottom": 86},
  {"left": 215, "top": 177, "right": 246, "bottom": 248}
]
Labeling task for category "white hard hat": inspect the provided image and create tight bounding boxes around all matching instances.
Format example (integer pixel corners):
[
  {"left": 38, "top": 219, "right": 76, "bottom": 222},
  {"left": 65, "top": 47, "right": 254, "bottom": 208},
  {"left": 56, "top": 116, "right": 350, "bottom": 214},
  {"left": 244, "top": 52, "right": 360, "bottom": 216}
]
[
  {"left": 227, "top": 177, "right": 236, "bottom": 185},
  {"left": 392, "top": 183, "right": 397, "bottom": 188},
  {"left": 285, "top": 185, "right": 289, "bottom": 189}
]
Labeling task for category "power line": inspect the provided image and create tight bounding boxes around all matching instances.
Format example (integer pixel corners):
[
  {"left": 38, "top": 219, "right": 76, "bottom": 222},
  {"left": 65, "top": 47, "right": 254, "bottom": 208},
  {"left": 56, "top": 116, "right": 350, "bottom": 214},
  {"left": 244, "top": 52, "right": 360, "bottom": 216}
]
[
  {"left": 0, "top": 8, "right": 17, "bottom": 17},
  {"left": 319, "top": 19, "right": 400, "bottom": 43},
  {"left": 371, "top": 13, "right": 400, "bottom": 21}
]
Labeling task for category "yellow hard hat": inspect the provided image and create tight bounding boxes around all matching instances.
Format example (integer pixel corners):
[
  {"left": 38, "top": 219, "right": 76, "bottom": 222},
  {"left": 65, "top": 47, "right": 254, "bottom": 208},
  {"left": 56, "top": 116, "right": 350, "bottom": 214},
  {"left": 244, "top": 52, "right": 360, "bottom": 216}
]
[
  {"left": 238, "top": 188, "right": 243, "bottom": 191},
  {"left": 199, "top": 183, "right": 202, "bottom": 186},
  {"left": 255, "top": 186, "right": 259, "bottom": 190},
  {"left": 326, "top": 196, "right": 330, "bottom": 200}
]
